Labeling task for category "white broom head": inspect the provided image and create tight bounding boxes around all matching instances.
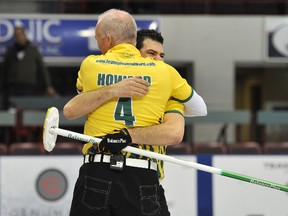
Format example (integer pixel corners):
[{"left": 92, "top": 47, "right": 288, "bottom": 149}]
[{"left": 43, "top": 107, "right": 59, "bottom": 152}]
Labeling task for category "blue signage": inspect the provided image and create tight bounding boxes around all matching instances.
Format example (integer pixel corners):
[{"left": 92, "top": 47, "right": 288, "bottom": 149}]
[{"left": 0, "top": 16, "right": 159, "bottom": 60}]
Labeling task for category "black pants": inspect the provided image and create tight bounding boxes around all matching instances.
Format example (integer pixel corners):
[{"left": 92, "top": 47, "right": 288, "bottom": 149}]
[{"left": 69, "top": 162, "right": 170, "bottom": 216}]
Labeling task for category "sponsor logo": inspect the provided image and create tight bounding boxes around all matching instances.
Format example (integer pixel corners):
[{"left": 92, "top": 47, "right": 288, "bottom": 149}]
[
  {"left": 0, "top": 17, "right": 159, "bottom": 59},
  {"left": 36, "top": 169, "right": 67, "bottom": 201},
  {"left": 68, "top": 133, "right": 96, "bottom": 144},
  {"left": 272, "top": 24, "right": 288, "bottom": 57},
  {"left": 107, "top": 138, "right": 126, "bottom": 144},
  {"left": 264, "top": 162, "right": 288, "bottom": 170}
]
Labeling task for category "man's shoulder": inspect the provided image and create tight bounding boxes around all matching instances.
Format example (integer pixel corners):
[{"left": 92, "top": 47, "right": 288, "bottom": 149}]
[
  {"left": 82, "top": 54, "right": 102, "bottom": 63},
  {"left": 27, "top": 43, "right": 41, "bottom": 53},
  {"left": 5, "top": 44, "right": 15, "bottom": 52},
  {"left": 155, "top": 60, "right": 176, "bottom": 71},
  {"left": 27, "top": 42, "right": 38, "bottom": 49}
]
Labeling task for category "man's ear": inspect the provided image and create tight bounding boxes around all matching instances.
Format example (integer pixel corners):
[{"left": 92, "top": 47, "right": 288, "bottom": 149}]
[{"left": 107, "top": 34, "right": 113, "bottom": 48}]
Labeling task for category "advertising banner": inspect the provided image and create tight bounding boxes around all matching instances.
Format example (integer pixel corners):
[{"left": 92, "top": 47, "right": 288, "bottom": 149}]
[
  {"left": 0, "top": 156, "right": 83, "bottom": 216},
  {"left": 162, "top": 155, "right": 197, "bottom": 216},
  {"left": 0, "top": 14, "right": 159, "bottom": 63},
  {"left": 3, "top": 155, "right": 287, "bottom": 216},
  {"left": 0, "top": 155, "right": 196, "bottom": 216},
  {"left": 213, "top": 156, "right": 288, "bottom": 216},
  {"left": 265, "top": 17, "right": 288, "bottom": 61}
]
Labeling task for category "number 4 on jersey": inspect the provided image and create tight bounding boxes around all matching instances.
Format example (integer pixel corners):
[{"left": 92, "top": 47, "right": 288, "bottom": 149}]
[{"left": 114, "top": 98, "right": 135, "bottom": 126}]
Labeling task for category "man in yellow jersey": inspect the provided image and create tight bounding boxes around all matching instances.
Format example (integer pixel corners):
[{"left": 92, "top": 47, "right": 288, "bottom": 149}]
[
  {"left": 66, "top": 9, "right": 206, "bottom": 216},
  {"left": 65, "top": 29, "right": 199, "bottom": 215},
  {"left": 64, "top": 29, "right": 206, "bottom": 178}
]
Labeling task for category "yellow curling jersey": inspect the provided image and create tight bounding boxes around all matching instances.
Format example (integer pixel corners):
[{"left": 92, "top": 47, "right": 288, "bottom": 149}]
[
  {"left": 156, "top": 99, "right": 184, "bottom": 179},
  {"left": 77, "top": 44, "right": 191, "bottom": 178},
  {"left": 165, "top": 99, "right": 184, "bottom": 116}
]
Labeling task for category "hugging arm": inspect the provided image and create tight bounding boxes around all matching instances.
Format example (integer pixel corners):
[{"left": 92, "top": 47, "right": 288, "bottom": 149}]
[{"left": 63, "top": 77, "right": 149, "bottom": 120}]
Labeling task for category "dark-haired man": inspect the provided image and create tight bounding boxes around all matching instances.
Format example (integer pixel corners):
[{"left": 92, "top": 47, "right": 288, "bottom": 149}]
[{"left": 136, "top": 29, "right": 165, "bottom": 60}]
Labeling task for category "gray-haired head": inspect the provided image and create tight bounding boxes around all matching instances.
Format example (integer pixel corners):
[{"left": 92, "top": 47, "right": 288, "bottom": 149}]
[{"left": 97, "top": 9, "right": 137, "bottom": 45}]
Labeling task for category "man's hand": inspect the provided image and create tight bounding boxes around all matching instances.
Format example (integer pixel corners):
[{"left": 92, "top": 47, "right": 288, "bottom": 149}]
[
  {"left": 98, "top": 129, "right": 132, "bottom": 154},
  {"left": 109, "top": 77, "right": 150, "bottom": 97}
]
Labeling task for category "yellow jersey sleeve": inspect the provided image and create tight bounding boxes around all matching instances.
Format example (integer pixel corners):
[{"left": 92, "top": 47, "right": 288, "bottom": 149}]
[
  {"left": 164, "top": 99, "right": 184, "bottom": 116},
  {"left": 76, "top": 57, "right": 88, "bottom": 93},
  {"left": 166, "top": 64, "right": 193, "bottom": 103}
]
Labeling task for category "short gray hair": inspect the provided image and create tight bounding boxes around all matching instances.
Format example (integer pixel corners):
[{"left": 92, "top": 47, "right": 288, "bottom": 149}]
[{"left": 98, "top": 9, "right": 137, "bottom": 43}]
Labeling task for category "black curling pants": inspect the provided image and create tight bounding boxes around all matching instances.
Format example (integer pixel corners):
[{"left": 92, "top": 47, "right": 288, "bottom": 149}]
[{"left": 69, "top": 162, "right": 170, "bottom": 216}]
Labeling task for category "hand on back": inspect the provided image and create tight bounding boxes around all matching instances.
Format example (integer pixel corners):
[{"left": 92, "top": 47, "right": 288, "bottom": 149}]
[{"left": 110, "top": 77, "right": 150, "bottom": 98}]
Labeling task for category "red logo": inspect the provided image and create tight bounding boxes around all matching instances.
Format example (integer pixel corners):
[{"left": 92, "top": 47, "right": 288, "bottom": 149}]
[{"left": 36, "top": 169, "right": 67, "bottom": 201}]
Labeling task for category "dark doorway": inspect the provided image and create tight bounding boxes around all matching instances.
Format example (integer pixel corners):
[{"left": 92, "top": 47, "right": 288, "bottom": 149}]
[{"left": 235, "top": 64, "right": 288, "bottom": 143}]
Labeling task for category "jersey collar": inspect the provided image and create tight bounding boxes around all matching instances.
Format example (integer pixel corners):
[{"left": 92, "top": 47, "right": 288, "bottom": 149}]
[{"left": 107, "top": 43, "right": 141, "bottom": 58}]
